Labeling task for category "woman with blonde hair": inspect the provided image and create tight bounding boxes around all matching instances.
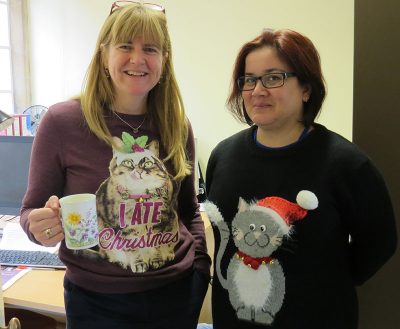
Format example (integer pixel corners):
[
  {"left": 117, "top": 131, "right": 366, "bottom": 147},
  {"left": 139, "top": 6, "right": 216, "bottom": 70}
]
[{"left": 20, "top": 2, "right": 211, "bottom": 328}]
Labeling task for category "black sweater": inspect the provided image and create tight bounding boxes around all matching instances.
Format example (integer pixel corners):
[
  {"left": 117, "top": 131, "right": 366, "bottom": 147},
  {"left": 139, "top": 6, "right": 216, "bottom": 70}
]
[{"left": 206, "top": 124, "right": 397, "bottom": 329}]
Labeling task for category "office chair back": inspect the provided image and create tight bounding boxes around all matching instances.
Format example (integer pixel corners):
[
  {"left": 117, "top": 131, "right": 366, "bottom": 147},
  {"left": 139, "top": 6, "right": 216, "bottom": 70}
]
[
  {"left": 1, "top": 317, "right": 21, "bottom": 329},
  {"left": 5, "top": 309, "right": 56, "bottom": 329}
]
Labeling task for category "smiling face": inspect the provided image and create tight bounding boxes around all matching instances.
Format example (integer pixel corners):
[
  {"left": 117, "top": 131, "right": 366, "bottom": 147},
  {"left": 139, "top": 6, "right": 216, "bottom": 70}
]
[
  {"left": 242, "top": 46, "right": 310, "bottom": 132},
  {"left": 105, "top": 36, "right": 165, "bottom": 106}
]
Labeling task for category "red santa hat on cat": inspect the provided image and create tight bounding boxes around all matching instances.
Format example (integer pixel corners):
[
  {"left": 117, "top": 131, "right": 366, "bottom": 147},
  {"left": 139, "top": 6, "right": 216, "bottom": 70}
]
[{"left": 254, "top": 190, "right": 318, "bottom": 234}]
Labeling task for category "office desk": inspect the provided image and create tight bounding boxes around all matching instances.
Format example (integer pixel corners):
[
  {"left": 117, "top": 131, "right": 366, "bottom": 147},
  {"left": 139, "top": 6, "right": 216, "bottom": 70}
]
[
  {"left": 4, "top": 269, "right": 65, "bottom": 321},
  {"left": 2, "top": 212, "right": 214, "bottom": 324}
]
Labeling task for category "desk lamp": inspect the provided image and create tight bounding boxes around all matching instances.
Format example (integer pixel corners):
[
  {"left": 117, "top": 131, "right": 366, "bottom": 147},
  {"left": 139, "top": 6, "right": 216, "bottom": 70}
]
[
  {"left": 0, "top": 111, "right": 14, "bottom": 132},
  {"left": 0, "top": 111, "right": 21, "bottom": 328}
]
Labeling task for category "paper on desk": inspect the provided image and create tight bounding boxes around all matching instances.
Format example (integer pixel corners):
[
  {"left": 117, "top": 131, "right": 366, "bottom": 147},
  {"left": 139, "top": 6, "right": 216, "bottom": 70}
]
[
  {"left": 0, "top": 215, "right": 20, "bottom": 230},
  {"left": 0, "top": 223, "right": 59, "bottom": 253},
  {"left": 1, "top": 266, "right": 32, "bottom": 290}
]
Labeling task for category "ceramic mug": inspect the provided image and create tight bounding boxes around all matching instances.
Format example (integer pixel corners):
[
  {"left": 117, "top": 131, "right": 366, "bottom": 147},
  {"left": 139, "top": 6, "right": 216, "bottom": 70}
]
[{"left": 59, "top": 193, "right": 99, "bottom": 250}]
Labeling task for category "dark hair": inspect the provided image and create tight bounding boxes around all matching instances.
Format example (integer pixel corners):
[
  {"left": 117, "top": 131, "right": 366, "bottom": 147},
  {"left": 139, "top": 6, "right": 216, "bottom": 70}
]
[{"left": 227, "top": 29, "right": 326, "bottom": 127}]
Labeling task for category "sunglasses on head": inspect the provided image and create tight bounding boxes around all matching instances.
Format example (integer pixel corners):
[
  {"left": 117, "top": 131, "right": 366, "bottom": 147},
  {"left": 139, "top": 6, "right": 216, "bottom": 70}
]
[{"left": 109, "top": 1, "right": 165, "bottom": 15}]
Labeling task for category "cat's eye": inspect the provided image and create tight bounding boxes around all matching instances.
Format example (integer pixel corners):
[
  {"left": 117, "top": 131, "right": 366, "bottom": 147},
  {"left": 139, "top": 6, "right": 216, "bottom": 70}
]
[
  {"left": 121, "top": 159, "right": 134, "bottom": 169},
  {"left": 249, "top": 224, "right": 256, "bottom": 231},
  {"left": 143, "top": 160, "right": 153, "bottom": 169},
  {"left": 260, "top": 225, "right": 266, "bottom": 232}
]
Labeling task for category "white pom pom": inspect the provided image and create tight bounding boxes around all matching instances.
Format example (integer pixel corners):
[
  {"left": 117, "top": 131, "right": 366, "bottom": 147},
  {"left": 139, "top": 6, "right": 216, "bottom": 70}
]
[{"left": 296, "top": 190, "right": 318, "bottom": 210}]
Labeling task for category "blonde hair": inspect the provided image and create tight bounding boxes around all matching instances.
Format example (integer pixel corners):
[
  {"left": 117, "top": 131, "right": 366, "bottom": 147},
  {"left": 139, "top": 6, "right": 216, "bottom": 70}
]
[{"left": 79, "top": 4, "right": 190, "bottom": 180}]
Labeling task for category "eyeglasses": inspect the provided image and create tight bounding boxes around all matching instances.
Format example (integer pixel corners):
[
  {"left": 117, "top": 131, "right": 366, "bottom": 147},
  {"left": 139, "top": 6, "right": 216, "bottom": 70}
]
[
  {"left": 109, "top": 1, "right": 165, "bottom": 15},
  {"left": 237, "top": 72, "right": 296, "bottom": 91}
]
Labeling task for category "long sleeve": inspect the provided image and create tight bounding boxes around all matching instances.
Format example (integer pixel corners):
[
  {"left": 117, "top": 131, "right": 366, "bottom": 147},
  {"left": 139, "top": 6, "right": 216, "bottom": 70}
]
[
  {"left": 20, "top": 109, "right": 65, "bottom": 242},
  {"left": 346, "top": 160, "right": 397, "bottom": 285},
  {"left": 205, "top": 148, "right": 216, "bottom": 196},
  {"left": 178, "top": 121, "right": 211, "bottom": 277}
]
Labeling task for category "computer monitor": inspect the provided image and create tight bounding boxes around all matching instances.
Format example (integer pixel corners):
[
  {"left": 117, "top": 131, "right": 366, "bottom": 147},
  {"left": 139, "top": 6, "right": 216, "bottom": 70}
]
[{"left": 0, "top": 136, "right": 34, "bottom": 215}]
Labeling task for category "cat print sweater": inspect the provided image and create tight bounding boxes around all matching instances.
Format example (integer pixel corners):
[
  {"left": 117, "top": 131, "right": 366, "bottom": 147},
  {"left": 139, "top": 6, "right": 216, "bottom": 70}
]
[
  {"left": 206, "top": 124, "right": 397, "bottom": 329},
  {"left": 20, "top": 100, "right": 211, "bottom": 293}
]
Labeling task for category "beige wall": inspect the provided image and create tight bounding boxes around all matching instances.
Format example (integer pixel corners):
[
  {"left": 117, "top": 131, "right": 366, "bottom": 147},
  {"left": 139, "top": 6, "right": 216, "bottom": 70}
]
[{"left": 28, "top": 0, "right": 354, "bottom": 171}]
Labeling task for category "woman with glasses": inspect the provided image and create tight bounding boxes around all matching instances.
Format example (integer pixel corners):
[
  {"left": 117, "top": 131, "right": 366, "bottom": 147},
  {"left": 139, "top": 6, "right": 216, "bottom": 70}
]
[
  {"left": 20, "top": 2, "right": 210, "bottom": 328},
  {"left": 205, "top": 29, "right": 397, "bottom": 329}
]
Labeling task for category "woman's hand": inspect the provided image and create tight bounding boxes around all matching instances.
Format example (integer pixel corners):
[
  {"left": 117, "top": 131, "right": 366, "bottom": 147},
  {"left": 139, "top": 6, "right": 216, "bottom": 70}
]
[{"left": 28, "top": 195, "right": 65, "bottom": 247}]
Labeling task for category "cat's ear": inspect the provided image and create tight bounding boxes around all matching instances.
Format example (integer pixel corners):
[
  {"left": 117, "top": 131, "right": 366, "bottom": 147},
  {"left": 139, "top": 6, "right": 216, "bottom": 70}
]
[
  {"left": 237, "top": 197, "right": 249, "bottom": 213},
  {"left": 147, "top": 140, "right": 160, "bottom": 156},
  {"left": 112, "top": 136, "right": 124, "bottom": 151}
]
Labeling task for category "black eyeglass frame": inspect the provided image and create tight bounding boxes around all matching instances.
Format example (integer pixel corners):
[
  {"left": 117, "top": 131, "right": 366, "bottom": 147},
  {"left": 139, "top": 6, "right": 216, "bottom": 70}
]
[
  {"left": 237, "top": 72, "right": 296, "bottom": 91},
  {"left": 109, "top": 1, "right": 165, "bottom": 15}
]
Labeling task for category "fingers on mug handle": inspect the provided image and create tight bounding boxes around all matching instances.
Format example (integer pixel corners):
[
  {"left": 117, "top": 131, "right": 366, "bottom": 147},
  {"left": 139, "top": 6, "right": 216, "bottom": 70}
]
[{"left": 45, "top": 195, "right": 60, "bottom": 210}]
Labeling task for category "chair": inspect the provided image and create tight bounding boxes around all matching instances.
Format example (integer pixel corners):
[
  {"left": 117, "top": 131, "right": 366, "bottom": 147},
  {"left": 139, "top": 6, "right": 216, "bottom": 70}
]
[
  {"left": 5, "top": 309, "right": 57, "bottom": 329},
  {"left": 0, "top": 317, "right": 20, "bottom": 329},
  {"left": 0, "top": 240, "right": 21, "bottom": 329}
]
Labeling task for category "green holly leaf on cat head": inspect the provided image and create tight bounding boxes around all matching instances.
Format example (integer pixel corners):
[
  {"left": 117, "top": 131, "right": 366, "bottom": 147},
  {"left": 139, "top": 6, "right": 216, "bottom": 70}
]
[
  {"left": 135, "top": 136, "right": 148, "bottom": 148},
  {"left": 121, "top": 132, "right": 135, "bottom": 145},
  {"left": 120, "top": 132, "right": 148, "bottom": 153}
]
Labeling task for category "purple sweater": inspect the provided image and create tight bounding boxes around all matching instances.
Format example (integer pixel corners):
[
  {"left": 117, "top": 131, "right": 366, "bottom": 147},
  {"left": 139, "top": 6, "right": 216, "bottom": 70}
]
[{"left": 20, "top": 99, "right": 211, "bottom": 293}]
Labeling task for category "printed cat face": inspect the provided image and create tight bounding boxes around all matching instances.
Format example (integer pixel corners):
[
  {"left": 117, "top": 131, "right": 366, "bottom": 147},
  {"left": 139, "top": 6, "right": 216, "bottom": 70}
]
[
  {"left": 232, "top": 198, "right": 286, "bottom": 258},
  {"left": 112, "top": 151, "right": 166, "bottom": 194},
  {"left": 110, "top": 139, "right": 168, "bottom": 195}
]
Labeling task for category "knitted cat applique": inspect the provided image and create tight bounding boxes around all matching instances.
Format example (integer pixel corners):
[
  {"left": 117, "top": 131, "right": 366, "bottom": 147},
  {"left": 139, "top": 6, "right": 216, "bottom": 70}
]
[{"left": 205, "top": 191, "right": 318, "bottom": 325}]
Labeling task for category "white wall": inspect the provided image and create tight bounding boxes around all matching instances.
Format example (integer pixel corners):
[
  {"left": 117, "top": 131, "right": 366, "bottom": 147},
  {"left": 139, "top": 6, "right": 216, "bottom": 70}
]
[{"left": 28, "top": 0, "right": 354, "bottom": 172}]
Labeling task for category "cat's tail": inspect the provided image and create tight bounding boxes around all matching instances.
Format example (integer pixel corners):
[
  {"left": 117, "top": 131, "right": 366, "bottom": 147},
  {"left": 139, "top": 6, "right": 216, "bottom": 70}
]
[
  {"left": 203, "top": 201, "right": 224, "bottom": 223},
  {"left": 203, "top": 201, "right": 230, "bottom": 290}
]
